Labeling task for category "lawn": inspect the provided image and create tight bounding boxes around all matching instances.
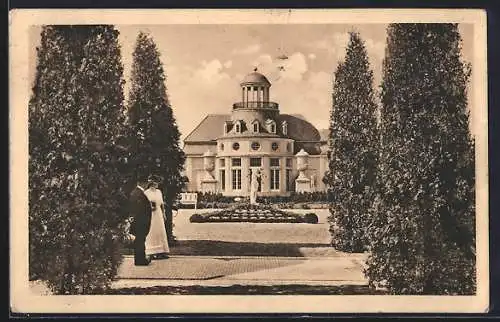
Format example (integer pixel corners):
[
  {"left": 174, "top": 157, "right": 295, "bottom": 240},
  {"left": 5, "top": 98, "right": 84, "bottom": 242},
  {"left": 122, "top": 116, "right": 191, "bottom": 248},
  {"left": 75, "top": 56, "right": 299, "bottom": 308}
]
[
  {"left": 175, "top": 208, "right": 331, "bottom": 244},
  {"left": 123, "top": 209, "right": 336, "bottom": 257}
]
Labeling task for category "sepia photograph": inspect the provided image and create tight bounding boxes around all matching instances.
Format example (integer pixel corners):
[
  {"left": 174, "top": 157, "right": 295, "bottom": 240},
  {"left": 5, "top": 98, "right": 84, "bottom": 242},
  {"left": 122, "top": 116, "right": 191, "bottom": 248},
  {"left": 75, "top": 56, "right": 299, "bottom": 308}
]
[{"left": 10, "top": 9, "right": 488, "bottom": 313}]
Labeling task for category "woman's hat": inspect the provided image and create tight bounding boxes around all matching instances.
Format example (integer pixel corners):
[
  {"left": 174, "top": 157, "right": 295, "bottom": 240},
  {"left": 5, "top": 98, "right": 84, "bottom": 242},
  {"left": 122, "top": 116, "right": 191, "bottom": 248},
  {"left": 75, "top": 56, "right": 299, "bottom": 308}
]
[{"left": 148, "top": 174, "right": 163, "bottom": 183}]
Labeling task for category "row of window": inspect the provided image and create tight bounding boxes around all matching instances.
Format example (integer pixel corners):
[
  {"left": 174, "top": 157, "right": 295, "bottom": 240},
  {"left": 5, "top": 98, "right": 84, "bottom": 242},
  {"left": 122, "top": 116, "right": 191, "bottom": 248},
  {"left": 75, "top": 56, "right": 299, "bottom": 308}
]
[
  {"left": 218, "top": 157, "right": 293, "bottom": 191},
  {"left": 220, "top": 141, "right": 292, "bottom": 152},
  {"left": 225, "top": 120, "right": 287, "bottom": 135},
  {"left": 220, "top": 157, "right": 292, "bottom": 168}
]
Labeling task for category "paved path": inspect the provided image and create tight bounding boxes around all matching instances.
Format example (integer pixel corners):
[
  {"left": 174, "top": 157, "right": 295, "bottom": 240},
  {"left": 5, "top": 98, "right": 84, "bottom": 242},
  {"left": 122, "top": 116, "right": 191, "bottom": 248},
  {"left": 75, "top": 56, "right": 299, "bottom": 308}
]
[
  {"left": 112, "top": 209, "right": 368, "bottom": 289},
  {"left": 112, "top": 254, "right": 367, "bottom": 288},
  {"left": 30, "top": 209, "right": 370, "bottom": 294}
]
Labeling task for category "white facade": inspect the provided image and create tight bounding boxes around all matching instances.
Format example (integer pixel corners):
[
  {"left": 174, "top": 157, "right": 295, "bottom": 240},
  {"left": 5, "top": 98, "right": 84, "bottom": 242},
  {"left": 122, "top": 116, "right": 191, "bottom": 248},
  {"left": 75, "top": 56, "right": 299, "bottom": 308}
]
[{"left": 183, "top": 69, "right": 329, "bottom": 196}]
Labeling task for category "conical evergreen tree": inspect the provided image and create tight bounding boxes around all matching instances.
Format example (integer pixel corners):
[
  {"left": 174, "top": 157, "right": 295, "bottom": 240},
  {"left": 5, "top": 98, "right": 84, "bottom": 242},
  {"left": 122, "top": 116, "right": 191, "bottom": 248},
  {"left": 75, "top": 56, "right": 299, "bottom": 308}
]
[
  {"left": 127, "top": 32, "right": 186, "bottom": 243},
  {"left": 366, "top": 23, "right": 475, "bottom": 294},
  {"left": 29, "top": 25, "right": 129, "bottom": 294},
  {"left": 325, "top": 32, "right": 378, "bottom": 252}
]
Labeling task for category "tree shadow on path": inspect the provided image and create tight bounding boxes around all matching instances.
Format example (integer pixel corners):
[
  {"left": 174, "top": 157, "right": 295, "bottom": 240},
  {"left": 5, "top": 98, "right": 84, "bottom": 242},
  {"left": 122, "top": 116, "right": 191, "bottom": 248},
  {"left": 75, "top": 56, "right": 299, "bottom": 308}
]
[{"left": 169, "top": 240, "right": 337, "bottom": 257}]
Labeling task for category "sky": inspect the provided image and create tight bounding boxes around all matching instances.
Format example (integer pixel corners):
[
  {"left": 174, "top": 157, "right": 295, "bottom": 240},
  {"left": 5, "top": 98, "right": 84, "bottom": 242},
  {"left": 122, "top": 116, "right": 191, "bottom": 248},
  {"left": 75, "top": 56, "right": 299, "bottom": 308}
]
[{"left": 29, "top": 23, "right": 474, "bottom": 142}]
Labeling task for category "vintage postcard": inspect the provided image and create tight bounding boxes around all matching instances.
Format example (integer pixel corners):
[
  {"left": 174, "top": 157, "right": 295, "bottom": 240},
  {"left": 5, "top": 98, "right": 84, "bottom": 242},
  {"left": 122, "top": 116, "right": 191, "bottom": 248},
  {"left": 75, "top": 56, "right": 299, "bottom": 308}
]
[{"left": 10, "top": 9, "right": 488, "bottom": 314}]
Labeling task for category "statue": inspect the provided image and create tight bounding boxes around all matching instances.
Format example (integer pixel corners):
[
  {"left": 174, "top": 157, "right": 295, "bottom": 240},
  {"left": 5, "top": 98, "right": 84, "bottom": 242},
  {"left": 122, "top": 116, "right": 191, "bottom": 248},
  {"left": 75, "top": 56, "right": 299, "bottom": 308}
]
[{"left": 250, "top": 168, "right": 260, "bottom": 205}]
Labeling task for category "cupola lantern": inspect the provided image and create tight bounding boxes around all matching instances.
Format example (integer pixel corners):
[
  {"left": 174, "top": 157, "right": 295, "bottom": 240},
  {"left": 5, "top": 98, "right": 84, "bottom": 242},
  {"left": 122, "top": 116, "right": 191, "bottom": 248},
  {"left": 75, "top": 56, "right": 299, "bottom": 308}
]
[{"left": 240, "top": 67, "right": 271, "bottom": 108}]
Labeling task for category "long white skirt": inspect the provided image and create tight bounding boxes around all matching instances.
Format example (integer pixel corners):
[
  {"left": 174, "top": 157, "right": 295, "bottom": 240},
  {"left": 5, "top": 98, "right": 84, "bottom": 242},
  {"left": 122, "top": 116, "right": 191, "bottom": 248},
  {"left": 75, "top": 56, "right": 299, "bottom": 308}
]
[{"left": 145, "top": 208, "right": 170, "bottom": 256}]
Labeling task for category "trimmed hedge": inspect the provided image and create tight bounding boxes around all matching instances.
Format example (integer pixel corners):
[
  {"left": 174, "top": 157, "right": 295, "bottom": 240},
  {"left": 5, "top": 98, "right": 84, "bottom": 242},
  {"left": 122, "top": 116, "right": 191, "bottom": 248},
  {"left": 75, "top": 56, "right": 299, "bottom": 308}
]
[
  {"left": 303, "top": 213, "right": 319, "bottom": 224},
  {"left": 179, "top": 192, "right": 331, "bottom": 209},
  {"left": 186, "top": 191, "right": 331, "bottom": 205}
]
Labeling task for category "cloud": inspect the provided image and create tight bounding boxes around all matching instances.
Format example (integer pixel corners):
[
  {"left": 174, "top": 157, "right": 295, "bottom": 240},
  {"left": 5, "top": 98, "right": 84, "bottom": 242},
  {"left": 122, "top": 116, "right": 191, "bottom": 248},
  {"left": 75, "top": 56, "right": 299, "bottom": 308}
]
[
  {"left": 250, "top": 54, "right": 278, "bottom": 79},
  {"left": 252, "top": 54, "right": 273, "bottom": 67},
  {"left": 365, "top": 38, "right": 385, "bottom": 60},
  {"left": 223, "top": 60, "right": 233, "bottom": 69},
  {"left": 193, "top": 59, "right": 231, "bottom": 84},
  {"left": 231, "top": 44, "right": 261, "bottom": 55},
  {"left": 309, "top": 32, "right": 350, "bottom": 62},
  {"left": 278, "top": 52, "right": 308, "bottom": 82},
  {"left": 164, "top": 59, "right": 240, "bottom": 142},
  {"left": 309, "top": 32, "right": 386, "bottom": 88},
  {"left": 363, "top": 37, "right": 386, "bottom": 87},
  {"left": 308, "top": 53, "right": 316, "bottom": 60},
  {"left": 270, "top": 70, "right": 331, "bottom": 130},
  {"left": 251, "top": 52, "right": 309, "bottom": 83}
]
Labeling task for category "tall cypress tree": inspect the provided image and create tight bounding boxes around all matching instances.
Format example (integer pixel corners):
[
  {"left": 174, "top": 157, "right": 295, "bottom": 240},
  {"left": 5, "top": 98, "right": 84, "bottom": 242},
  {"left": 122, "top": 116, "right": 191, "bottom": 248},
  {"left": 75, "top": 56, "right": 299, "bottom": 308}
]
[
  {"left": 29, "top": 25, "right": 129, "bottom": 294},
  {"left": 366, "top": 24, "right": 475, "bottom": 294},
  {"left": 127, "top": 32, "right": 186, "bottom": 243},
  {"left": 325, "top": 32, "right": 378, "bottom": 252}
]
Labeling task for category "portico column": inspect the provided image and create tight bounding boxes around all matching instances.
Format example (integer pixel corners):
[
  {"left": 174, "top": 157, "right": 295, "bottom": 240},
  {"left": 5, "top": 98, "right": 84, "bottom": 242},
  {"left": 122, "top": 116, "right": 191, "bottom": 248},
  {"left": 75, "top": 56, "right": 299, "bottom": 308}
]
[
  {"left": 185, "top": 157, "right": 193, "bottom": 191},
  {"left": 241, "top": 157, "right": 250, "bottom": 196},
  {"left": 280, "top": 156, "right": 286, "bottom": 194},
  {"left": 261, "top": 156, "right": 270, "bottom": 193},
  {"left": 225, "top": 156, "right": 231, "bottom": 194}
]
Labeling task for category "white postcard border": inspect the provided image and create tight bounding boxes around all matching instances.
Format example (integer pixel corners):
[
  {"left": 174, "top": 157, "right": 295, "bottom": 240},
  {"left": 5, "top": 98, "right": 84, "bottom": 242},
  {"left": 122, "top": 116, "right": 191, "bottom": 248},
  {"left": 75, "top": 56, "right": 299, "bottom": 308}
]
[{"left": 9, "top": 8, "right": 489, "bottom": 313}]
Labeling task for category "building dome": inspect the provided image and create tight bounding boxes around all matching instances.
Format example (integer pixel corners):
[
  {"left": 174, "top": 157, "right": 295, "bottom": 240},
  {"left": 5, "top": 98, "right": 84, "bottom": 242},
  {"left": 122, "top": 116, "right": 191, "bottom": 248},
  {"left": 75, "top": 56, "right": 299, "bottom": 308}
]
[{"left": 241, "top": 69, "right": 271, "bottom": 86}]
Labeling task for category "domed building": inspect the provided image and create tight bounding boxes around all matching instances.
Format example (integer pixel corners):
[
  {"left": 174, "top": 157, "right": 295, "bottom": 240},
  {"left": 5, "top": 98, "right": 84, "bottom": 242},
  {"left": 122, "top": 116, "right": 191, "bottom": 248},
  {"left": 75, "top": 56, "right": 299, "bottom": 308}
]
[{"left": 183, "top": 69, "right": 329, "bottom": 196}]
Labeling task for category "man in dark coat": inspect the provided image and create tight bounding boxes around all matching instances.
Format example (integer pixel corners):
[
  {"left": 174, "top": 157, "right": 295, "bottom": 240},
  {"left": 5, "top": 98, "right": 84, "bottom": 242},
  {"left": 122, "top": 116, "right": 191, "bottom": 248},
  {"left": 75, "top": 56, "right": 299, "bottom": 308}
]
[{"left": 129, "top": 174, "right": 152, "bottom": 266}]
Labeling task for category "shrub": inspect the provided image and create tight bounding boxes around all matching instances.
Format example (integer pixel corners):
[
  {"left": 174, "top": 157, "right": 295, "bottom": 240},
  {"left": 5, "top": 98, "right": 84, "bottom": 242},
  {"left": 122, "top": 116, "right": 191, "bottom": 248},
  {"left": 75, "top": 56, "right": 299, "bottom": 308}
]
[
  {"left": 303, "top": 213, "right": 319, "bottom": 224},
  {"left": 189, "top": 214, "right": 204, "bottom": 223}
]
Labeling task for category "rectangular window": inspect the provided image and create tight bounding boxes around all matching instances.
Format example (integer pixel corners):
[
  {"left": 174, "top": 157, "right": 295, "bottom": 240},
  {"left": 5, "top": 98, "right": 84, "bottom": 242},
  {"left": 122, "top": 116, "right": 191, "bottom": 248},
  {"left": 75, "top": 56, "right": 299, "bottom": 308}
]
[
  {"left": 231, "top": 158, "right": 241, "bottom": 167},
  {"left": 270, "top": 169, "right": 280, "bottom": 190},
  {"left": 270, "top": 158, "right": 280, "bottom": 167},
  {"left": 286, "top": 169, "right": 292, "bottom": 191},
  {"left": 219, "top": 158, "right": 225, "bottom": 167},
  {"left": 250, "top": 157, "right": 262, "bottom": 167},
  {"left": 219, "top": 170, "right": 225, "bottom": 191},
  {"left": 232, "top": 169, "right": 241, "bottom": 190},
  {"left": 286, "top": 158, "right": 292, "bottom": 168}
]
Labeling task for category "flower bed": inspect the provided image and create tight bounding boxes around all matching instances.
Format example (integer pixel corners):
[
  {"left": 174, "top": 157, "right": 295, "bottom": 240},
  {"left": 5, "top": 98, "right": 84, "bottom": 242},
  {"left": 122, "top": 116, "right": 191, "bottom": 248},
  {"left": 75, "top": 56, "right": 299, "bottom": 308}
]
[{"left": 189, "top": 204, "right": 318, "bottom": 224}]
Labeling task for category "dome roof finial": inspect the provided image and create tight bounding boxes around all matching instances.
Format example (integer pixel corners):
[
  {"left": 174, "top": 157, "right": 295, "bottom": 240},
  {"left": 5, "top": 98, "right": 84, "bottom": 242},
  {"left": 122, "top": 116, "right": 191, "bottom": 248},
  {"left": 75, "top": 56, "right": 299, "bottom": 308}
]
[{"left": 241, "top": 68, "right": 271, "bottom": 86}]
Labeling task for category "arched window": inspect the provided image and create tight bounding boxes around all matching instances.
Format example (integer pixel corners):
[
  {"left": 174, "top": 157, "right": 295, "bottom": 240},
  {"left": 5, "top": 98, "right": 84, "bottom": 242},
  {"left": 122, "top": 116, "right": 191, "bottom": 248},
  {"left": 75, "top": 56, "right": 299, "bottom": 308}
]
[
  {"left": 252, "top": 120, "right": 259, "bottom": 133},
  {"left": 266, "top": 119, "right": 276, "bottom": 134},
  {"left": 235, "top": 121, "right": 241, "bottom": 133},
  {"left": 282, "top": 121, "right": 288, "bottom": 135}
]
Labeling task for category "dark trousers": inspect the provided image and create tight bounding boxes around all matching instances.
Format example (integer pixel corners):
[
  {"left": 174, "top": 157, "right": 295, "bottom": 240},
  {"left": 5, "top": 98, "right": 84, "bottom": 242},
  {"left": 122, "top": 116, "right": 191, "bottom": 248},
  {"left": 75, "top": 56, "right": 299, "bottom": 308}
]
[
  {"left": 134, "top": 235, "right": 147, "bottom": 263},
  {"left": 164, "top": 207, "right": 174, "bottom": 243}
]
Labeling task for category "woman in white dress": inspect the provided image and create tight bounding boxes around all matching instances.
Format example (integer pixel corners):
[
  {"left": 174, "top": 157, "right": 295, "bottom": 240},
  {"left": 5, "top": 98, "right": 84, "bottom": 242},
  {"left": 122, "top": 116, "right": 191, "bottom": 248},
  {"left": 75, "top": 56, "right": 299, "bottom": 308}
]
[{"left": 144, "top": 175, "right": 170, "bottom": 259}]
